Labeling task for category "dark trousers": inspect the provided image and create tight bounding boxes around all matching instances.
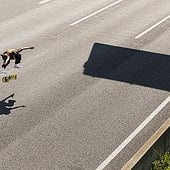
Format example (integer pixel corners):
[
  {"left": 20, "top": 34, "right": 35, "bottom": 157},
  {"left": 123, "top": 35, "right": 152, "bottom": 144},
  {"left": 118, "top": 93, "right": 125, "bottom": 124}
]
[
  {"left": 2, "top": 54, "right": 21, "bottom": 69},
  {"left": 15, "top": 54, "right": 21, "bottom": 64}
]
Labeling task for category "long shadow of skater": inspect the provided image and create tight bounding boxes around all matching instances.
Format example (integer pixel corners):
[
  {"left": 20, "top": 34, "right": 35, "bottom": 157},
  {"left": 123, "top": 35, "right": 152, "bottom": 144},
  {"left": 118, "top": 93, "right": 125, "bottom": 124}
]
[
  {"left": 83, "top": 43, "right": 170, "bottom": 91},
  {"left": 0, "top": 93, "right": 25, "bottom": 115}
]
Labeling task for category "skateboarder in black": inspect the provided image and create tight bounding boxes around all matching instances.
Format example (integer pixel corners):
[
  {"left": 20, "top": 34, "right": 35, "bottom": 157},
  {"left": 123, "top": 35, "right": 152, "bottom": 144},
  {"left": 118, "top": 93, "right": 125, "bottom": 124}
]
[{"left": 1, "top": 46, "right": 34, "bottom": 74}]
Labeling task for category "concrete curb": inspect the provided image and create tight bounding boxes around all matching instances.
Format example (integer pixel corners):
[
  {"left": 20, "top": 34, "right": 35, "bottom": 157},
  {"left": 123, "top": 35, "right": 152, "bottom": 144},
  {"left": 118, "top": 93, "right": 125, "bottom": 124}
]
[{"left": 121, "top": 117, "right": 170, "bottom": 170}]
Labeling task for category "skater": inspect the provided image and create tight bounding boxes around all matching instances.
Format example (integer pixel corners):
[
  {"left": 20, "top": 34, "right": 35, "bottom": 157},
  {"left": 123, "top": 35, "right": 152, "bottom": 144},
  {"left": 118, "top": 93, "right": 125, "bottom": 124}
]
[{"left": 1, "top": 46, "right": 34, "bottom": 74}]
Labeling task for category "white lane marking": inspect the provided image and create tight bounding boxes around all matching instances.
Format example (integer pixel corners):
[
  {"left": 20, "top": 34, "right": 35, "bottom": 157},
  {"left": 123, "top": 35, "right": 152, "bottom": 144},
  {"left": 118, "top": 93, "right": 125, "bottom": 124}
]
[
  {"left": 70, "top": 0, "right": 123, "bottom": 26},
  {"left": 39, "top": 0, "right": 51, "bottom": 4},
  {"left": 135, "top": 15, "right": 170, "bottom": 39},
  {"left": 95, "top": 96, "right": 170, "bottom": 170}
]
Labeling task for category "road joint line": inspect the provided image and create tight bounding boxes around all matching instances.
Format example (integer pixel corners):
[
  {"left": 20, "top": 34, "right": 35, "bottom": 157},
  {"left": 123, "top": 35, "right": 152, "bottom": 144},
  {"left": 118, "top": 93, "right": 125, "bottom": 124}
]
[
  {"left": 70, "top": 0, "right": 123, "bottom": 26},
  {"left": 39, "top": 0, "right": 51, "bottom": 4},
  {"left": 135, "top": 15, "right": 170, "bottom": 39}
]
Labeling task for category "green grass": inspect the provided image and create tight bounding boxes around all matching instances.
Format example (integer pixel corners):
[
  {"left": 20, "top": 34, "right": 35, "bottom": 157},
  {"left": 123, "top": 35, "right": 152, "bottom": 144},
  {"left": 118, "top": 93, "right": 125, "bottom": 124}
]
[{"left": 152, "top": 152, "right": 170, "bottom": 170}]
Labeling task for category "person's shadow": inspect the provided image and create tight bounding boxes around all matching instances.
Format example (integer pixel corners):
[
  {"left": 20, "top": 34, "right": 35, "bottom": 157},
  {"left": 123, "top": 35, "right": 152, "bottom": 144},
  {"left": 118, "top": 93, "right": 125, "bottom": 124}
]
[{"left": 0, "top": 93, "right": 25, "bottom": 115}]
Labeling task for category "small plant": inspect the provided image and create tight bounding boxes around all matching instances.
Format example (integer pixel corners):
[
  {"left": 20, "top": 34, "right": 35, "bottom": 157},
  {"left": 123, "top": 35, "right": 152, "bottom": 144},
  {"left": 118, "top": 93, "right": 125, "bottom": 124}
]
[{"left": 152, "top": 152, "right": 170, "bottom": 170}]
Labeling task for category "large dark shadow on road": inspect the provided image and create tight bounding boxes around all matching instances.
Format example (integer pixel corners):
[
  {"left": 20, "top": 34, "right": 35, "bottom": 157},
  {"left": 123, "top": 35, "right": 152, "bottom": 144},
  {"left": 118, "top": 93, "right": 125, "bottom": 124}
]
[
  {"left": 83, "top": 43, "right": 170, "bottom": 91},
  {"left": 0, "top": 93, "right": 26, "bottom": 115}
]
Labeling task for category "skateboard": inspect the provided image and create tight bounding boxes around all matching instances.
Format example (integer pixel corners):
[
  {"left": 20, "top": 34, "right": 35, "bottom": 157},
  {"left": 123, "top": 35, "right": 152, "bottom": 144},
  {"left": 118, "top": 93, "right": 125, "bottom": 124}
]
[{"left": 2, "top": 73, "right": 17, "bottom": 83}]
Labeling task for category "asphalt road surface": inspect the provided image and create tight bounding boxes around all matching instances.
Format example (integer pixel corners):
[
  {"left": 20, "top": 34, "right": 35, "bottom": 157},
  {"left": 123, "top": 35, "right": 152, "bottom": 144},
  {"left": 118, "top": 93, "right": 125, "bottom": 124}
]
[{"left": 0, "top": 0, "right": 170, "bottom": 170}]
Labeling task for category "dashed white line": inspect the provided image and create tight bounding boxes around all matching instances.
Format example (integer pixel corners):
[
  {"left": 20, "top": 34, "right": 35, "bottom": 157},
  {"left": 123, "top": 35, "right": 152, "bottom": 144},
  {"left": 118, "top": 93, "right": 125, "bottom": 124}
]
[
  {"left": 70, "top": 0, "right": 124, "bottom": 26},
  {"left": 39, "top": 0, "right": 51, "bottom": 4},
  {"left": 135, "top": 15, "right": 170, "bottom": 39},
  {"left": 95, "top": 96, "right": 170, "bottom": 170}
]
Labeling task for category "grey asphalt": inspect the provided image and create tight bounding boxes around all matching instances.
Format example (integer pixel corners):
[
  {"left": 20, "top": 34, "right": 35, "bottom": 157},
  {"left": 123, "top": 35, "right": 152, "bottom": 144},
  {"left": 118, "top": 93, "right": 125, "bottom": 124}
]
[{"left": 0, "top": 0, "right": 170, "bottom": 170}]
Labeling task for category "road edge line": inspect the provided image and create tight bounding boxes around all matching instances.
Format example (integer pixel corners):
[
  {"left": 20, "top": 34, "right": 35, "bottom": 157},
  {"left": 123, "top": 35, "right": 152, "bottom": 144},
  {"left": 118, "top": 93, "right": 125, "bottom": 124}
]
[
  {"left": 121, "top": 117, "right": 170, "bottom": 170},
  {"left": 95, "top": 96, "right": 170, "bottom": 170}
]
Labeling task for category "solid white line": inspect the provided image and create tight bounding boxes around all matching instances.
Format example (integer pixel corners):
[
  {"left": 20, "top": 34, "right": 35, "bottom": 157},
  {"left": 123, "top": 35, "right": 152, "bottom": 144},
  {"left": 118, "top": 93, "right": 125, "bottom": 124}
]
[
  {"left": 39, "top": 0, "right": 51, "bottom": 4},
  {"left": 135, "top": 15, "right": 170, "bottom": 39},
  {"left": 70, "top": 0, "right": 123, "bottom": 26},
  {"left": 95, "top": 96, "right": 170, "bottom": 170}
]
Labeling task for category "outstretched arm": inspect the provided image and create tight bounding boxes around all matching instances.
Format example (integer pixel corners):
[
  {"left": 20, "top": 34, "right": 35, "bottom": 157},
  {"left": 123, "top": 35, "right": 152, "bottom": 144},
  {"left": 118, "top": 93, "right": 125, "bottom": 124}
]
[{"left": 17, "top": 47, "right": 34, "bottom": 53}]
